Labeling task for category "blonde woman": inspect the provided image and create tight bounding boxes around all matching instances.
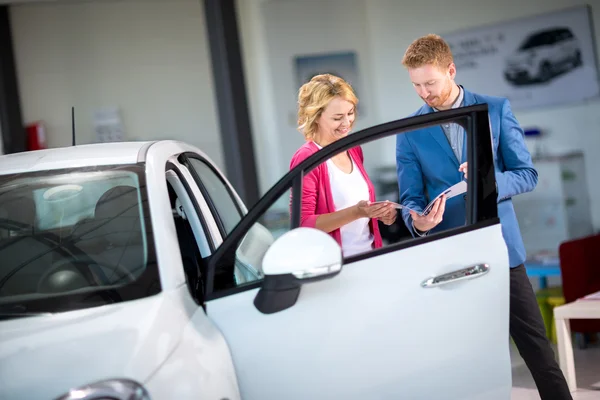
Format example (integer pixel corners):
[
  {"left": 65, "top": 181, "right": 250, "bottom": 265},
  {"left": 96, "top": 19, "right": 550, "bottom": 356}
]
[{"left": 290, "top": 74, "right": 396, "bottom": 257}]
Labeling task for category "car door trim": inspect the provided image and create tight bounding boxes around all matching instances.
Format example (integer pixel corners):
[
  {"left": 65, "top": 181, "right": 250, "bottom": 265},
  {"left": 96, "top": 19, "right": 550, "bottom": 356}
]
[
  {"left": 179, "top": 153, "right": 246, "bottom": 238},
  {"left": 166, "top": 169, "right": 212, "bottom": 257},
  {"left": 344, "top": 217, "right": 500, "bottom": 264},
  {"left": 204, "top": 217, "right": 500, "bottom": 302}
]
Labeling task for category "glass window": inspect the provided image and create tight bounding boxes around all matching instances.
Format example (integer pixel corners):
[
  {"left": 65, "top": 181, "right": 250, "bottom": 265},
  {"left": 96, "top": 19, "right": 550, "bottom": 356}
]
[
  {"left": 212, "top": 121, "right": 478, "bottom": 291},
  {"left": 232, "top": 195, "right": 290, "bottom": 288},
  {"left": 186, "top": 157, "right": 244, "bottom": 235},
  {"left": 520, "top": 32, "right": 549, "bottom": 50},
  {"left": 0, "top": 165, "right": 159, "bottom": 315}
]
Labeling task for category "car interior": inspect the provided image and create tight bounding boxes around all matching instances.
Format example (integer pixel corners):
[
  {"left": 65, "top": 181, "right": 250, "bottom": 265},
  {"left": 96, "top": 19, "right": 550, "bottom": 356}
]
[{"left": 0, "top": 181, "right": 151, "bottom": 298}]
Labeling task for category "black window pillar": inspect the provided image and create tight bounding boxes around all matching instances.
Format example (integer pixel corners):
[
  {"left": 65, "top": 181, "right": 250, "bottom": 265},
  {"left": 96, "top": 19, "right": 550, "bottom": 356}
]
[
  {"left": 0, "top": 6, "right": 26, "bottom": 154},
  {"left": 203, "top": 0, "right": 259, "bottom": 207}
]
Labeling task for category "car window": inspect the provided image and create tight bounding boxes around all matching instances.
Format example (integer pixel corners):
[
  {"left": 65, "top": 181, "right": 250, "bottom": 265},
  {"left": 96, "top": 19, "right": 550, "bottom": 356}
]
[
  {"left": 520, "top": 32, "right": 552, "bottom": 49},
  {"left": 546, "top": 32, "right": 558, "bottom": 45},
  {"left": 232, "top": 195, "right": 288, "bottom": 287},
  {"left": 558, "top": 29, "right": 573, "bottom": 41},
  {"left": 185, "top": 157, "right": 244, "bottom": 236},
  {"left": 564, "top": 30, "right": 574, "bottom": 40},
  {"left": 204, "top": 106, "right": 498, "bottom": 296},
  {"left": 0, "top": 164, "right": 160, "bottom": 314}
]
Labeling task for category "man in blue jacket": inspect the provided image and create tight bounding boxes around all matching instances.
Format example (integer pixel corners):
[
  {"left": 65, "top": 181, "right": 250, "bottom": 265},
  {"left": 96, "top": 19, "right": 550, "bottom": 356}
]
[{"left": 397, "top": 34, "right": 571, "bottom": 399}]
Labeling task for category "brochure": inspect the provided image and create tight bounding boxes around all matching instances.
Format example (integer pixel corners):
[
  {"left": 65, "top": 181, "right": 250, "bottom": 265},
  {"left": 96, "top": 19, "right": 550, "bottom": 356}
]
[{"left": 373, "top": 181, "right": 467, "bottom": 216}]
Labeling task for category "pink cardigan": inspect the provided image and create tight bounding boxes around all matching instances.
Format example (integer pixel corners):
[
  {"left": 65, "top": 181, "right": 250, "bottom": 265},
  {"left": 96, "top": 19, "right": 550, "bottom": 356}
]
[{"left": 289, "top": 141, "right": 383, "bottom": 250}]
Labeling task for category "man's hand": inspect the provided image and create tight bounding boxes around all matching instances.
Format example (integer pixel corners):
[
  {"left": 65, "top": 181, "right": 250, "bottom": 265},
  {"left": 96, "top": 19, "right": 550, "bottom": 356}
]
[
  {"left": 378, "top": 207, "right": 397, "bottom": 226},
  {"left": 459, "top": 162, "right": 468, "bottom": 179},
  {"left": 410, "top": 195, "right": 446, "bottom": 233}
]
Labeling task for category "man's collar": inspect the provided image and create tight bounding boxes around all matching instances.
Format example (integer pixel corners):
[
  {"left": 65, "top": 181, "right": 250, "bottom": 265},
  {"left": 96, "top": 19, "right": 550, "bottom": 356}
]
[{"left": 451, "top": 85, "right": 464, "bottom": 109}]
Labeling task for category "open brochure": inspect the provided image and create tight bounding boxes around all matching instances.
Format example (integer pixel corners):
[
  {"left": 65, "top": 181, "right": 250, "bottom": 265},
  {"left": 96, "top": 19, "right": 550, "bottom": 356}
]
[{"left": 373, "top": 181, "right": 467, "bottom": 216}]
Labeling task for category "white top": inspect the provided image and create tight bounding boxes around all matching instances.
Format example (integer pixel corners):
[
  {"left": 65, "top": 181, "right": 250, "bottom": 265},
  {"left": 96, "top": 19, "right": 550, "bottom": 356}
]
[{"left": 314, "top": 143, "right": 373, "bottom": 256}]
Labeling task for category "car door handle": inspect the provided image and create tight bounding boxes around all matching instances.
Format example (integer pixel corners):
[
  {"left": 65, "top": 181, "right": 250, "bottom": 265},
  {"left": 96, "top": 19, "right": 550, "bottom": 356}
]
[{"left": 421, "top": 263, "right": 489, "bottom": 288}]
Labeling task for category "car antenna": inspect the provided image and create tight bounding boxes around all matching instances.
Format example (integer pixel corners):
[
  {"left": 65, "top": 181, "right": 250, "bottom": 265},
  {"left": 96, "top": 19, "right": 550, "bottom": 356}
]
[{"left": 71, "top": 106, "right": 76, "bottom": 146}]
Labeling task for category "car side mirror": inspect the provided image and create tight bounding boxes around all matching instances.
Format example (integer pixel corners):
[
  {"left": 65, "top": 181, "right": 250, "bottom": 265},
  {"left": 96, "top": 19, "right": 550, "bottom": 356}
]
[{"left": 253, "top": 227, "right": 342, "bottom": 314}]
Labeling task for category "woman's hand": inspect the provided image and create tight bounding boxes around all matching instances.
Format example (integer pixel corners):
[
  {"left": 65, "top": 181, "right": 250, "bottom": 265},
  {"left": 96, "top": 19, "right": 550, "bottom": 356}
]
[
  {"left": 355, "top": 200, "right": 394, "bottom": 219},
  {"left": 315, "top": 200, "right": 395, "bottom": 234}
]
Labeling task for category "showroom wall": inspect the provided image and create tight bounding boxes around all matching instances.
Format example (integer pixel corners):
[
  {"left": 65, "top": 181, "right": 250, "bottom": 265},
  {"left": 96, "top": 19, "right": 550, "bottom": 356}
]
[{"left": 9, "top": 0, "right": 225, "bottom": 169}]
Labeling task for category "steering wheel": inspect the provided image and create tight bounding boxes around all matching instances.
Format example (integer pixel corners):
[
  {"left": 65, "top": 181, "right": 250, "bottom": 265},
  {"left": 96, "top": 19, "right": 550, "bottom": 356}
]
[
  {"left": 0, "top": 218, "right": 32, "bottom": 231},
  {"left": 37, "top": 258, "right": 137, "bottom": 294}
]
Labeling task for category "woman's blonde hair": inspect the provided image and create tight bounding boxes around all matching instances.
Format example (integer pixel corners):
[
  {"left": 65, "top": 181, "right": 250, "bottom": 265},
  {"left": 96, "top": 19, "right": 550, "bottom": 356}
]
[{"left": 297, "top": 74, "right": 358, "bottom": 141}]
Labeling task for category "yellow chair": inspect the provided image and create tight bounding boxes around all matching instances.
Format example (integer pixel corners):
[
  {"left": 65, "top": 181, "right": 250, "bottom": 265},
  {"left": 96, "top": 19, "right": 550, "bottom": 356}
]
[
  {"left": 535, "top": 287, "right": 563, "bottom": 340},
  {"left": 547, "top": 295, "right": 566, "bottom": 344}
]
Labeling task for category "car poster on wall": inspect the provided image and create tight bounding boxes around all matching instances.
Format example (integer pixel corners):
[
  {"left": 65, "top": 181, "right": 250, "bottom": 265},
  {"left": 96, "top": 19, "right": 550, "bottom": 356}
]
[{"left": 442, "top": 5, "right": 600, "bottom": 110}]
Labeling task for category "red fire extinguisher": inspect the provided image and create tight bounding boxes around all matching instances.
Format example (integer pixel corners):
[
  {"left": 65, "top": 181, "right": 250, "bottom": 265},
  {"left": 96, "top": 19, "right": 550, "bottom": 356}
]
[{"left": 26, "top": 121, "right": 47, "bottom": 151}]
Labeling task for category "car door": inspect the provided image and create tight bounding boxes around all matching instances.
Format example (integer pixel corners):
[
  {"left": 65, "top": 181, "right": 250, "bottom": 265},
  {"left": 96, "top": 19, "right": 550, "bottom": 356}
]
[{"left": 182, "top": 104, "right": 511, "bottom": 400}]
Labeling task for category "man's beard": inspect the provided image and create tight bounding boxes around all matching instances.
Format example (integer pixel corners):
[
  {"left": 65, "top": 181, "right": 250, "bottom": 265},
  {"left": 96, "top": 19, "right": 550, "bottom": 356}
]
[{"left": 425, "top": 80, "right": 453, "bottom": 109}]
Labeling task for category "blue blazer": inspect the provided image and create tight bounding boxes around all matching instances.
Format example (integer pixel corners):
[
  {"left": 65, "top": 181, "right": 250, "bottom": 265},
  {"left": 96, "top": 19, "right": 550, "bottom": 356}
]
[{"left": 396, "top": 87, "right": 538, "bottom": 268}]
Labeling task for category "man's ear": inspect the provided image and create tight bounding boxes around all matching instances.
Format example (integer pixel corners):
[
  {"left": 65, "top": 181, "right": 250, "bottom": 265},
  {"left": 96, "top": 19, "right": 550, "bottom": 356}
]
[{"left": 448, "top": 62, "right": 457, "bottom": 80}]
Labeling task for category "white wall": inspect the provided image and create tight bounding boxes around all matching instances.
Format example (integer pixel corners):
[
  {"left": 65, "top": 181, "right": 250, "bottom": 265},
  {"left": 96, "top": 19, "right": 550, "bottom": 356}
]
[
  {"left": 9, "top": 0, "right": 224, "bottom": 168},
  {"left": 236, "top": 0, "right": 284, "bottom": 194},
  {"left": 258, "top": 0, "right": 383, "bottom": 176},
  {"left": 246, "top": 0, "right": 600, "bottom": 229}
]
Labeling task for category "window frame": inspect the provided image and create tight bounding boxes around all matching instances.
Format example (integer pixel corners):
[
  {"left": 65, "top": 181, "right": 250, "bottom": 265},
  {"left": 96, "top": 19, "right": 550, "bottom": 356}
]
[
  {"left": 203, "top": 104, "right": 499, "bottom": 301},
  {"left": 178, "top": 154, "right": 246, "bottom": 239},
  {"left": 165, "top": 162, "right": 215, "bottom": 257}
]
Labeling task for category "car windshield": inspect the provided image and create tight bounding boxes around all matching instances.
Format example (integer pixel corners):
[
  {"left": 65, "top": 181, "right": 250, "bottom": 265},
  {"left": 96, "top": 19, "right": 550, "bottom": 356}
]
[
  {"left": 518, "top": 29, "right": 571, "bottom": 50},
  {"left": 0, "top": 164, "right": 159, "bottom": 318},
  {"left": 519, "top": 32, "right": 550, "bottom": 50}
]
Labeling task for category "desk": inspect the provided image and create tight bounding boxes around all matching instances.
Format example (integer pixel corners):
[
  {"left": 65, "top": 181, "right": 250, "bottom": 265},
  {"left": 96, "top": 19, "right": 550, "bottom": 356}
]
[
  {"left": 554, "top": 300, "right": 600, "bottom": 392},
  {"left": 525, "top": 262, "right": 561, "bottom": 289}
]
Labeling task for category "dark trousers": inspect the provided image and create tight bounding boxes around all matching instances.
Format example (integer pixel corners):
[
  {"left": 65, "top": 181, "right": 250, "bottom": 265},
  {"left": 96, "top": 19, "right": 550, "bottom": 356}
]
[{"left": 510, "top": 264, "right": 573, "bottom": 399}]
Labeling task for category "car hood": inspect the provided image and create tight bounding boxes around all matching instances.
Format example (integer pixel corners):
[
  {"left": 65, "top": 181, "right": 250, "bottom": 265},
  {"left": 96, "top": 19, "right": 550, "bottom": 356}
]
[
  {"left": 506, "top": 50, "right": 534, "bottom": 64},
  {"left": 0, "top": 289, "right": 191, "bottom": 400}
]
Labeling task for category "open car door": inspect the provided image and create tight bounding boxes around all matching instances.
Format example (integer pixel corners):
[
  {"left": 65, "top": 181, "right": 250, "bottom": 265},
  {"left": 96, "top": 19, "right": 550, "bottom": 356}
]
[{"left": 192, "top": 105, "right": 511, "bottom": 399}]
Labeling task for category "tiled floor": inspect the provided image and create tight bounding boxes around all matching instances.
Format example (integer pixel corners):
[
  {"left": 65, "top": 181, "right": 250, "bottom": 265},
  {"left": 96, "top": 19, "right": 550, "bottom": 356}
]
[{"left": 511, "top": 339, "right": 600, "bottom": 399}]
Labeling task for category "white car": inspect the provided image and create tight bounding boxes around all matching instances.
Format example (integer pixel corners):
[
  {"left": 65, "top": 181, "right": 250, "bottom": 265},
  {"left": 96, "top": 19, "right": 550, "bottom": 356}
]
[
  {"left": 504, "top": 27, "right": 582, "bottom": 85},
  {"left": 0, "top": 105, "right": 511, "bottom": 400}
]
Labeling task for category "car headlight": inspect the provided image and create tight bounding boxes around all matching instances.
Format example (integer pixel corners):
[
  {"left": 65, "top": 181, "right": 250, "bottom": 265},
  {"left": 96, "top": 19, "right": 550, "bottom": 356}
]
[{"left": 55, "top": 378, "right": 151, "bottom": 400}]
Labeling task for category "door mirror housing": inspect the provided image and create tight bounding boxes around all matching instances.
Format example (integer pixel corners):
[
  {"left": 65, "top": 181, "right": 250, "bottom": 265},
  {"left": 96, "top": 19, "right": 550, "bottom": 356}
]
[{"left": 254, "top": 228, "right": 342, "bottom": 314}]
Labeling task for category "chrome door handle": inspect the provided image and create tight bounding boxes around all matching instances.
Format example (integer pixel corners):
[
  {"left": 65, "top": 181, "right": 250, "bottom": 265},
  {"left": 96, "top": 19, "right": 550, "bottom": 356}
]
[
  {"left": 421, "top": 263, "right": 489, "bottom": 288},
  {"left": 292, "top": 262, "right": 341, "bottom": 280}
]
